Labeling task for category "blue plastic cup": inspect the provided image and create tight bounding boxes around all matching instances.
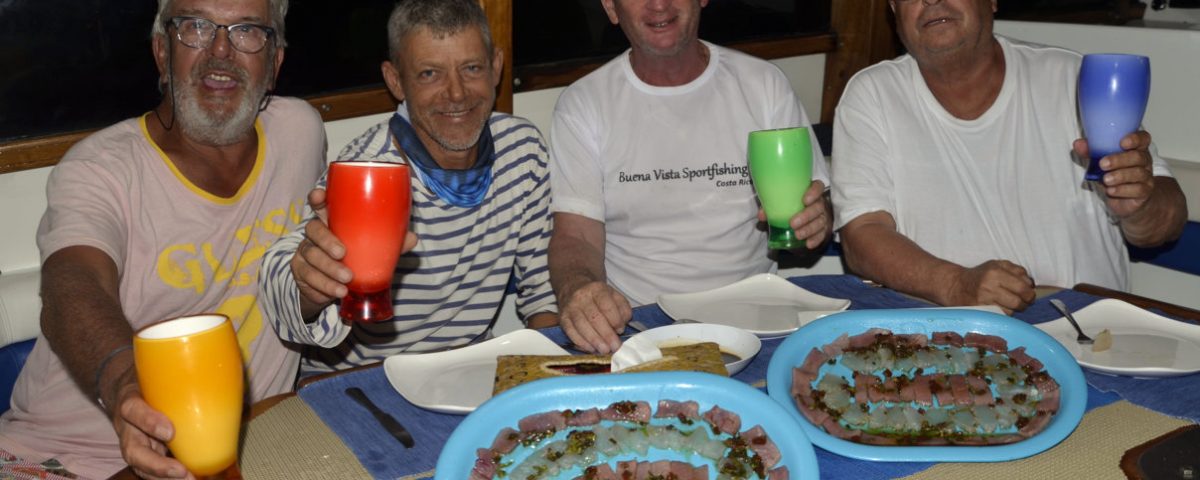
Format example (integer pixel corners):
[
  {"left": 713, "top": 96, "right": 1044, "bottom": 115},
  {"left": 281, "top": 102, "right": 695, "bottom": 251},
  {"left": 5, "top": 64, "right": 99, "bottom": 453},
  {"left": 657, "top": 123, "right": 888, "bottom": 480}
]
[{"left": 1078, "top": 54, "right": 1151, "bottom": 182}]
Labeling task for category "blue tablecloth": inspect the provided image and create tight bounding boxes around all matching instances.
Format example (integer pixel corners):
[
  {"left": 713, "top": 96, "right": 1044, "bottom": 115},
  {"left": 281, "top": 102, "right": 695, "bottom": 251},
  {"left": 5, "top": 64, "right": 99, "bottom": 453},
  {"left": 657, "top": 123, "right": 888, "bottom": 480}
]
[{"left": 297, "top": 274, "right": 1196, "bottom": 479}]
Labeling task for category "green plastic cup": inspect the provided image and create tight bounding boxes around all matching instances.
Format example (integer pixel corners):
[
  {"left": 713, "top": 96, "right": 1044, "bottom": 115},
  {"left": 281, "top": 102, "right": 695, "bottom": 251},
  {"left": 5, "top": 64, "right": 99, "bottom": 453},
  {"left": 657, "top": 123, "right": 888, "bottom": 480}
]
[{"left": 748, "top": 127, "right": 813, "bottom": 250}]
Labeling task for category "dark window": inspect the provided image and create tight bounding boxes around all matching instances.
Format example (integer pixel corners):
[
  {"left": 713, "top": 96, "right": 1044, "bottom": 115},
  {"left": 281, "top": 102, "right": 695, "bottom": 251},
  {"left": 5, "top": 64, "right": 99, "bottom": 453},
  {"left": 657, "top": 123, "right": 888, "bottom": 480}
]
[
  {"left": 0, "top": 0, "right": 1144, "bottom": 145},
  {"left": 0, "top": 0, "right": 395, "bottom": 144}
]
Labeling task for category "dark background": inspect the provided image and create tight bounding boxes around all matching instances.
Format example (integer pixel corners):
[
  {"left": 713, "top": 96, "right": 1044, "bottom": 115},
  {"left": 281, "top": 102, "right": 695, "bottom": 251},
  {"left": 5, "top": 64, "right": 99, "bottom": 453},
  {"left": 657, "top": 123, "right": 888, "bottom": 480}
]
[{"left": 0, "top": 0, "right": 1128, "bottom": 143}]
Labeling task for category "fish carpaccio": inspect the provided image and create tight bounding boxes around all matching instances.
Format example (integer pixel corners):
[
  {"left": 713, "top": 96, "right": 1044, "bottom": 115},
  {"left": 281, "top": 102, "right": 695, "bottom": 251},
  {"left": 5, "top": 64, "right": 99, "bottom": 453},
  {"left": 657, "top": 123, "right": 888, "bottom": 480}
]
[
  {"left": 471, "top": 400, "right": 792, "bottom": 479},
  {"left": 790, "top": 328, "right": 1060, "bottom": 445}
]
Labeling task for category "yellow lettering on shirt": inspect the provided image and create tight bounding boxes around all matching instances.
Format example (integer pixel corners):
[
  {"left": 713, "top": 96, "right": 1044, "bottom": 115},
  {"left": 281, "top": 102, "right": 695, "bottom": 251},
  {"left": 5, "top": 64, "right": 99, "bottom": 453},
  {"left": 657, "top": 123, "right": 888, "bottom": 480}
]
[
  {"left": 215, "top": 294, "right": 263, "bottom": 369},
  {"left": 157, "top": 244, "right": 206, "bottom": 293},
  {"left": 155, "top": 198, "right": 305, "bottom": 295}
]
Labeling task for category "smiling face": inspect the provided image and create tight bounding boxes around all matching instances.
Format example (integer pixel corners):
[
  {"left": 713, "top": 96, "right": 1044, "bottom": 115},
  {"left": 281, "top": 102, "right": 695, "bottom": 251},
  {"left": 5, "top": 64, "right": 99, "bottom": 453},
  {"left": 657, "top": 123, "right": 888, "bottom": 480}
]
[
  {"left": 891, "top": 0, "right": 997, "bottom": 65},
  {"left": 601, "top": 0, "right": 708, "bottom": 59},
  {"left": 383, "top": 25, "right": 502, "bottom": 166},
  {"left": 154, "top": 0, "right": 283, "bottom": 145}
]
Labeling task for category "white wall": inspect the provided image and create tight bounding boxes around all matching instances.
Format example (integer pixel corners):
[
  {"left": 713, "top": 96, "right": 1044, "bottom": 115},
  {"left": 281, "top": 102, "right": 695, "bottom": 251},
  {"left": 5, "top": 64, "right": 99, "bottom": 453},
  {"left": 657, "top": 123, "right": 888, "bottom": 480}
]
[{"left": 994, "top": 20, "right": 1200, "bottom": 167}]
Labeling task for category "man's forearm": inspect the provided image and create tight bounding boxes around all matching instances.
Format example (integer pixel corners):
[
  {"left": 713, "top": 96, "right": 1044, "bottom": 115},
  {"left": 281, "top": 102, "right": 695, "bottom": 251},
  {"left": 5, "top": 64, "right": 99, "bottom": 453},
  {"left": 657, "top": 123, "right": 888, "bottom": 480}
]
[
  {"left": 841, "top": 222, "right": 964, "bottom": 306},
  {"left": 1120, "top": 176, "right": 1188, "bottom": 247},
  {"left": 39, "top": 248, "right": 136, "bottom": 407},
  {"left": 548, "top": 233, "right": 607, "bottom": 301}
]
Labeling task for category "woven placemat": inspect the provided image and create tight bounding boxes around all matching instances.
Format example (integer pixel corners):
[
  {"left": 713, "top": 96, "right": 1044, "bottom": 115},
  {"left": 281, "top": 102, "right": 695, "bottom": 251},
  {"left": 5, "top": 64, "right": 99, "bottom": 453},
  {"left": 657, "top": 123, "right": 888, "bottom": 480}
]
[
  {"left": 902, "top": 400, "right": 1191, "bottom": 480},
  {"left": 239, "top": 396, "right": 371, "bottom": 480}
]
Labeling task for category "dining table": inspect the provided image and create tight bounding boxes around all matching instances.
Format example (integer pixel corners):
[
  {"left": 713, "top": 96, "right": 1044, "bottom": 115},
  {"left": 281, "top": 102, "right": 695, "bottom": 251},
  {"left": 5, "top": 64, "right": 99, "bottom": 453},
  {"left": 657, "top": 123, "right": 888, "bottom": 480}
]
[{"left": 110, "top": 274, "right": 1200, "bottom": 480}]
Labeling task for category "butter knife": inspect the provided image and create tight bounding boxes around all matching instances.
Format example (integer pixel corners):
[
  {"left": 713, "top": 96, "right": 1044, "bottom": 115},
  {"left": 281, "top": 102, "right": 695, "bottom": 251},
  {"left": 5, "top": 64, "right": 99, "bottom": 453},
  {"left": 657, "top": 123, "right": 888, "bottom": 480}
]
[{"left": 345, "top": 387, "right": 415, "bottom": 448}]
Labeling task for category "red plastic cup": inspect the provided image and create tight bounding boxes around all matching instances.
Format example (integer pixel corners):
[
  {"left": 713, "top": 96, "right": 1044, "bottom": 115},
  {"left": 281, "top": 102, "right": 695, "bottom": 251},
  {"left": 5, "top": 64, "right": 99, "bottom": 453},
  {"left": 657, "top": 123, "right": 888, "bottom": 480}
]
[{"left": 326, "top": 161, "right": 411, "bottom": 323}]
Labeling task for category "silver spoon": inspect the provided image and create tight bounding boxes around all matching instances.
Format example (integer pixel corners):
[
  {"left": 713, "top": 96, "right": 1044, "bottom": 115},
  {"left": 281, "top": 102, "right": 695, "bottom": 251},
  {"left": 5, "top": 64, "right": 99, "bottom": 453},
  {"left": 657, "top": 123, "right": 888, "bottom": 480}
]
[{"left": 1049, "top": 299, "right": 1094, "bottom": 345}]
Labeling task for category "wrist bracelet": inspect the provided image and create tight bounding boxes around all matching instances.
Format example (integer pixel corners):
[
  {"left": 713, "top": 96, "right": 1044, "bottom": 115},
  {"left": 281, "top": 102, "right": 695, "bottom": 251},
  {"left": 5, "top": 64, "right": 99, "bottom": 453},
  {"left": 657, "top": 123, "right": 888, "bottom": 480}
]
[{"left": 93, "top": 344, "right": 133, "bottom": 410}]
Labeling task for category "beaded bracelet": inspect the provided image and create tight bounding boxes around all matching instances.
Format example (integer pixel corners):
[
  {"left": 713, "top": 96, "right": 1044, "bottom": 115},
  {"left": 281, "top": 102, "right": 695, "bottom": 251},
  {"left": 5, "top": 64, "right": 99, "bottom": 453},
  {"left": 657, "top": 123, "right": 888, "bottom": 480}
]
[{"left": 93, "top": 344, "right": 133, "bottom": 411}]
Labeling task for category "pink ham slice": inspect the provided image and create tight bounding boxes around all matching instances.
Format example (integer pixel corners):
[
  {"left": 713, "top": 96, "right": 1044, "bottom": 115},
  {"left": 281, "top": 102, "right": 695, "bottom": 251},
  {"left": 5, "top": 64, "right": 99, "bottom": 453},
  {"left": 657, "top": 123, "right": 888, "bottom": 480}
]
[
  {"left": 798, "top": 348, "right": 829, "bottom": 377},
  {"left": 615, "top": 460, "right": 638, "bottom": 478},
  {"left": 1007, "top": 346, "right": 1044, "bottom": 372},
  {"left": 966, "top": 375, "right": 993, "bottom": 406},
  {"left": 949, "top": 375, "right": 973, "bottom": 406},
  {"left": 742, "top": 425, "right": 782, "bottom": 469},
  {"left": 599, "top": 400, "right": 652, "bottom": 423},
  {"left": 489, "top": 427, "right": 520, "bottom": 455},
  {"left": 792, "top": 367, "right": 814, "bottom": 400},
  {"left": 929, "top": 374, "right": 955, "bottom": 407},
  {"left": 895, "top": 333, "right": 929, "bottom": 348},
  {"left": 847, "top": 328, "right": 891, "bottom": 349},
  {"left": 654, "top": 399, "right": 701, "bottom": 423},
  {"left": 880, "top": 377, "right": 902, "bottom": 403},
  {"left": 911, "top": 374, "right": 934, "bottom": 406},
  {"left": 768, "top": 466, "right": 790, "bottom": 480},
  {"left": 964, "top": 332, "right": 1008, "bottom": 353},
  {"left": 703, "top": 405, "right": 742, "bottom": 436},
  {"left": 469, "top": 448, "right": 497, "bottom": 480},
  {"left": 931, "top": 331, "right": 964, "bottom": 347},
  {"left": 518, "top": 410, "right": 566, "bottom": 433},
  {"left": 853, "top": 372, "right": 872, "bottom": 405},
  {"left": 563, "top": 408, "right": 602, "bottom": 427}
]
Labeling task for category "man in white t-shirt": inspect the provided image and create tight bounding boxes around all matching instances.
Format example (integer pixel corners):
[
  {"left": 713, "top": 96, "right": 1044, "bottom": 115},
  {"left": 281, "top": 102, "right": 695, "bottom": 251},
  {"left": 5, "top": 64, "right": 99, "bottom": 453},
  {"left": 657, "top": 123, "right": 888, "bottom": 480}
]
[
  {"left": 549, "top": 0, "right": 832, "bottom": 353},
  {"left": 0, "top": 0, "right": 325, "bottom": 478},
  {"left": 833, "top": 0, "right": 1187, "bottom": 313}
]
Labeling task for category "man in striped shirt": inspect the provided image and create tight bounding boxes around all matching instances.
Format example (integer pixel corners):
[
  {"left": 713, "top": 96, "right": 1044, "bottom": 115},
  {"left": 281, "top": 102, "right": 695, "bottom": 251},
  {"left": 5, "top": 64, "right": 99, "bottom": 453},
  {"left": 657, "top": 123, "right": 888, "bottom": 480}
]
[{"left": 258, "top": 0, "right": 557, "bottom": 375}]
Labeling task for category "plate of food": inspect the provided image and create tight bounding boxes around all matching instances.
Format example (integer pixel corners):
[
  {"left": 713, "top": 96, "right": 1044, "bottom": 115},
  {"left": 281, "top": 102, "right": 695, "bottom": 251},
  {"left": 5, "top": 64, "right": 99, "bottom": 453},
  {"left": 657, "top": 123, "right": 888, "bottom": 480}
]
[
  {"left": 624, "top": 323, "right": 762, "bottom": 375},
  {"left": 766, "top": 308, "right": 1086, "bottom": 462},
  {"left": 383, "top": 329, "right": 569, "bottom": 414},
  {"left": 437, "top": 371, "right": 817, "bottom": 480},
  {"left": 1035, "top": 298, "right": 1200, "bottom": 377},
  {"left": 657, "top": 273, "right": 851, "bottom": 338}
]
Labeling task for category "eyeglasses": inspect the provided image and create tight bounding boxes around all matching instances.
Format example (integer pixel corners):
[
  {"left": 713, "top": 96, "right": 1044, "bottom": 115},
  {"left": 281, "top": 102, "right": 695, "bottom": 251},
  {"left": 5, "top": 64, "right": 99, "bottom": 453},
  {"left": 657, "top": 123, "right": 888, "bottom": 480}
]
[{"left": 166, "top": 16, "right": 276, "bottom": 54}]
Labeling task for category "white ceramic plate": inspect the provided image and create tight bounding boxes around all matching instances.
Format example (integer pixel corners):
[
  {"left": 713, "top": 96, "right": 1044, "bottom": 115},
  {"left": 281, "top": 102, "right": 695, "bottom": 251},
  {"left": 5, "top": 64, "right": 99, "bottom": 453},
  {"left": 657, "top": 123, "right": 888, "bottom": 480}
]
[
  {"left": 1035, "top": 299, "right": 1200, "bottom": 377},
  {"left": 625, "top": 323, "right": 762, "bottom": 375},
  {"left": 383, "top": 329, "right": 568, "bottom": 414},
  {"left": 656, "top": 273, "right": 850, "bottom": 338}
]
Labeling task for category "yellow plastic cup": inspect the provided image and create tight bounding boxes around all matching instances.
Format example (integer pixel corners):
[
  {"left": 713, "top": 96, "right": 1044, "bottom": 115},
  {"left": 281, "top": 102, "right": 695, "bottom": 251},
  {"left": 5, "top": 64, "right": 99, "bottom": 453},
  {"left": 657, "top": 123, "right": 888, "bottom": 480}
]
[{"left": 134, "top": 314, "right": 244, "bottom": 476}]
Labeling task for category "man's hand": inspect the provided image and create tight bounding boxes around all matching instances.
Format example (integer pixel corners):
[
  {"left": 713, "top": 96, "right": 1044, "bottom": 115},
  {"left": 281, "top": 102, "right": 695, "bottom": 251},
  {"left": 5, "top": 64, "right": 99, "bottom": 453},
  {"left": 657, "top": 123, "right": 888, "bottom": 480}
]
[
  {"left": 558, "top": 281, "right": 632, "bottom": 354},
  {"left": 757, "top": 180, "right": 831, "bottom": 250},
  {"left": 946, "top": 260, "right": 1035, "bottom": 314},
  {"left": 1073, "top": 132, "right": 1155, "bottom": 218},
  {"left": 108, "top": 372, "right": 193, "bottom": 480},
  {"left": 292, "top": 188, "right": 417, "bottom": 319}
]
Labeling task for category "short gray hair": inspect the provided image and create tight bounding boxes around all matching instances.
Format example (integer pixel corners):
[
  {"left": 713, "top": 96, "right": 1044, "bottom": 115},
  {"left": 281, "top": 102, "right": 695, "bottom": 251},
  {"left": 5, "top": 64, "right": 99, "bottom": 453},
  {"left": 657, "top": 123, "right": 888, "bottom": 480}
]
[
  {"left": 387, "top": 0, "right": 493, "bottom": 64},
  {"left": 151, "top": 0, "right": 289, "bottom": 47}
]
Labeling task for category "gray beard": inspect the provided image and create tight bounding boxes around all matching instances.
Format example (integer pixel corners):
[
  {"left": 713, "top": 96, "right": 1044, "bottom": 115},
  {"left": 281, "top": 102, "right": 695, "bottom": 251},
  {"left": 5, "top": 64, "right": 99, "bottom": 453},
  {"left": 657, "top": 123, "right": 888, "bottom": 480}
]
[{"left": 172, "top": 65, "right": 268, "bottom": 146}]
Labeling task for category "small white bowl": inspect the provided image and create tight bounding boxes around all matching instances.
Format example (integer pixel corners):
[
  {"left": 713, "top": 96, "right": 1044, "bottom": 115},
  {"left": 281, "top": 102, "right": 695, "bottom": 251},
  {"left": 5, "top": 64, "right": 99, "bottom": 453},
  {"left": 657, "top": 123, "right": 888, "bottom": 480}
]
[{"left": 627, "top": 323, "right": 762, "bottom": 375}]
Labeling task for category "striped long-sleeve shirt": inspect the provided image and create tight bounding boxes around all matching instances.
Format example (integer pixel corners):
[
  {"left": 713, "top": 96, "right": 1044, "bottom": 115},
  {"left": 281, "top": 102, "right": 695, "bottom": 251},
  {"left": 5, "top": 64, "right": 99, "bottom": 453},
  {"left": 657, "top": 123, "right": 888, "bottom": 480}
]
[{"left": 258, "top": 110, "right": 557, "bottom": 375}]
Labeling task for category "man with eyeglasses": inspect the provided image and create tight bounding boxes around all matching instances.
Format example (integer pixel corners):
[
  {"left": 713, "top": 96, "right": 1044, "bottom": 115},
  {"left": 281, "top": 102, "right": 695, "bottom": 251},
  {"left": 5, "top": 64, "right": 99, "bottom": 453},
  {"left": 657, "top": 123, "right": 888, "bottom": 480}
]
[
  {"left": 0, "top": 0, "right": 323, "bottom": 478},
  {"left": 832, "top": 0, "right": 1187, "bottom": 312}
]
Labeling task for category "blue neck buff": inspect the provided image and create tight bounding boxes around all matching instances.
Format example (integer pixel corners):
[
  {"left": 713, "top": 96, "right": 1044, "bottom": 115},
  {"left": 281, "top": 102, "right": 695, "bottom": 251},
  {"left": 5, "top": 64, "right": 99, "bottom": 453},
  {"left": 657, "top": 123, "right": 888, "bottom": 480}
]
[{"left": 388, "top": 111, "right": 495, "bottom": 208}]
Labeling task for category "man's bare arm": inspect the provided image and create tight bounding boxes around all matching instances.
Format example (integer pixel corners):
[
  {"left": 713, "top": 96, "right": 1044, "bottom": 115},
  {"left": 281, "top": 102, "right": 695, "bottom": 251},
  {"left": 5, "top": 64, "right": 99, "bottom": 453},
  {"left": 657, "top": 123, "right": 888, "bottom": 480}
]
[
  {"left": 40, "top": 246, "right": 191, "bottom": 479},
  {"left": 840, "top": 211, "right": 1035, "bottom": 313},
  {"left": 548, "top": 212, "right": 631, "bottom": 353},
  {"left": 1117, "top": 176, "right": 1187, "bottom": 247},
  {"left": 1072, "top": 133, "right": 1187, "bottom": 247}
]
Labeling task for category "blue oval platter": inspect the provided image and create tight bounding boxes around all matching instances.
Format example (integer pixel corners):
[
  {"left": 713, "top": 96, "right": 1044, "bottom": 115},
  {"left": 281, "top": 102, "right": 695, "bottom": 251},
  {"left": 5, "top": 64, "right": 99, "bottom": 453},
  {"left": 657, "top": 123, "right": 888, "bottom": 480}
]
[
  {"left": 436, "top": 371, "right": 819, "bottom": 479},
  {"left": 766, "top": 308, "right": 1086, "bottom": 462}
]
